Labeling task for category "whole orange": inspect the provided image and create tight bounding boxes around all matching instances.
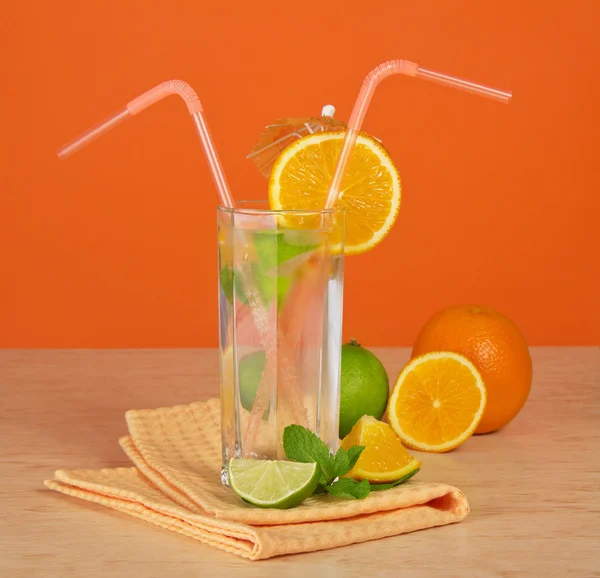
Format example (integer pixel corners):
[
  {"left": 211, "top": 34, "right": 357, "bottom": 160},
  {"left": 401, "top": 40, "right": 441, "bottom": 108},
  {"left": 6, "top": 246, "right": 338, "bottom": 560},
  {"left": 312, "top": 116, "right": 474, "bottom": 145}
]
[{"left": 411, "top": 305, "right": 532, "bottom": 433}]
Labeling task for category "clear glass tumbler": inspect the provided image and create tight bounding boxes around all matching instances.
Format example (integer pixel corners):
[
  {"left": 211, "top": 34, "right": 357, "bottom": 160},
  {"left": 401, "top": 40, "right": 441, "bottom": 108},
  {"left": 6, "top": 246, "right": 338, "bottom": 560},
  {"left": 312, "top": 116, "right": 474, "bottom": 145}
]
[{"left": 217, "top": 201, "right": 345, "bottom": 484}]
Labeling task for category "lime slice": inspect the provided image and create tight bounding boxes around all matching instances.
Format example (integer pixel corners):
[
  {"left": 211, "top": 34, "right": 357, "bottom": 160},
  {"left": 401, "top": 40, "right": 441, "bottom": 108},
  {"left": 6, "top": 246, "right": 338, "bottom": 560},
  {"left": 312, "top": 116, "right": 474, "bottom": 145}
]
[{"left": 228, "top": 458, "right": 320, "bottom": 509}]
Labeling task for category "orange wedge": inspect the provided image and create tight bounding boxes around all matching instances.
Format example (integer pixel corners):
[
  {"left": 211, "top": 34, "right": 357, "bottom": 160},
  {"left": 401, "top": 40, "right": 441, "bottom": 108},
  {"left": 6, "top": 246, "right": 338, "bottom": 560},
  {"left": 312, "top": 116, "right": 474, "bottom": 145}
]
[
  {"left": 388, "top": 352, "right": 487, "bottom": 452},
  {"left": 268, "top": 131, "right": 401, "bottom": 255},
  {"left": 341, "top": 415, "right": 421, "bottom": 482}
]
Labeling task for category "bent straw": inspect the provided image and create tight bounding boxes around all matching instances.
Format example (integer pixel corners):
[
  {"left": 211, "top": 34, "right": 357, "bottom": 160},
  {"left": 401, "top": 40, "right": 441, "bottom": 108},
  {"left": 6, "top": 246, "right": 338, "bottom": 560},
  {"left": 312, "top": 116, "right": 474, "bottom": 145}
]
[
  {"left": 57, "top": 80, "right": 292, "bottom": 447},
  {"left": 324, "top": 60, "right": 512, "bottom": 209},
  {"left": 58, "top": 80, "right": 234, "bottom": 208}
]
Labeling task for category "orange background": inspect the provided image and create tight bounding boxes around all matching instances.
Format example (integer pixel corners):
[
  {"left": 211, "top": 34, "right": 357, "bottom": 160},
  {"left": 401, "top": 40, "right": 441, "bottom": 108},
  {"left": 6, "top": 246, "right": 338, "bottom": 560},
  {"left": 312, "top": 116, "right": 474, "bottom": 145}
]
[{"left": 2, "top": 0, "right": 599, "bottom": 347}]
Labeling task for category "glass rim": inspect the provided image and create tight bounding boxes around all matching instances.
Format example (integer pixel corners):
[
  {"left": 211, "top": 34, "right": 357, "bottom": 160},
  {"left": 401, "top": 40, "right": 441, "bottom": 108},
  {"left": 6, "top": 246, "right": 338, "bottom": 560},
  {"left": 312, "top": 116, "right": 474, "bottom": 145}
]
[{"left": 217, "top": 200, "right": 344, "bottom": 217}]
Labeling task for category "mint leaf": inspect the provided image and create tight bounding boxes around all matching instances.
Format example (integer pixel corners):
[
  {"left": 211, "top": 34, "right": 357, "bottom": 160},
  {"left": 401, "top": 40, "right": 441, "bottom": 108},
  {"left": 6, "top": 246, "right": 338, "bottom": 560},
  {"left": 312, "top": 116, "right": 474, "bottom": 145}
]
[
  {"left": 283, "top": 425, "right": 335, "bottom": 484},
  {"left": 369, "top": 468, "right": 420, "bottom": 491},
  {"left": 253, "top": 230, "right": 318, "bottom": 272},
  {"left": 325, "top": 478, "right": 371, "bottom": 499},
  {"left": 219, "top": 266, "right": 234, "bottom": 304},
  {"left": 313, "top": 484, "right": 328, "bottom": 495},
  {"left": 333, "top": 445, "right": 365, "bottom": 478}
]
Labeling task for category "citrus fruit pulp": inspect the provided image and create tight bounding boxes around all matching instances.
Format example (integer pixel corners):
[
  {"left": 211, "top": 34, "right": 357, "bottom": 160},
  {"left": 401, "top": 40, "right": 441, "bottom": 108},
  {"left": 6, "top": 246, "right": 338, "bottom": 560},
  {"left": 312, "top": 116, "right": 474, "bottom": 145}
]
[
  {"left": 341, "top": 415, "right": 421, "bottom": 482},
  {"left": 411, "top": 304, "right": 532, "bottom": 433},
  {"left": 228, "top": 458, "right": 319, "bottom": 509},
  {"left": 388, "top": 351, "right": 487, "bottom": 452},
  {"left": 268, "top": 131, "right": 401, "bottom": 255}
]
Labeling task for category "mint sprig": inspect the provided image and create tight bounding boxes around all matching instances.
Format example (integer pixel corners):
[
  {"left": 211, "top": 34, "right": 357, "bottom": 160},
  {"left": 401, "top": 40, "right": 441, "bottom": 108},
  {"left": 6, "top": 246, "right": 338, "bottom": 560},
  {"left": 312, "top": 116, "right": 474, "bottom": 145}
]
[
  {"left": 333, "top": 445, "right": 364, "bottom": 479},
  {"left": 282, "top": 424, "right": 420, "bottom": 501},
  {"left": 282, "top": 424, "right": 338, "bottom": 485},
  {"left": 281, "top": 425, "right": 365, "bottom": 500},
  {"left": 325, "top": 478, "right": 371, "bottom": 499}
]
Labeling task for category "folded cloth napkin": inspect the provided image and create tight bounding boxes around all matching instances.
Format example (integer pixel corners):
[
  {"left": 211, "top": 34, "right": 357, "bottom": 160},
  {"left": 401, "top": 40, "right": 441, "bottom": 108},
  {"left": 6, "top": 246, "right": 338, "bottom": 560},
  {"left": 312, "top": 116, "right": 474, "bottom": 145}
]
[{"left": 45, "top": 398, "right": 470, "bottom": 560}]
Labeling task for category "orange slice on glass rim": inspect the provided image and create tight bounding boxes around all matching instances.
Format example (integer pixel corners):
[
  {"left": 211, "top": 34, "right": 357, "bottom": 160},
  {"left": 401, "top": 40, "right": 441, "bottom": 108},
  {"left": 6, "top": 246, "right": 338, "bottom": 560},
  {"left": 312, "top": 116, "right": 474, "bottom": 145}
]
[{"left": 268, "top": 131, "right": 401, "bottom": 255}]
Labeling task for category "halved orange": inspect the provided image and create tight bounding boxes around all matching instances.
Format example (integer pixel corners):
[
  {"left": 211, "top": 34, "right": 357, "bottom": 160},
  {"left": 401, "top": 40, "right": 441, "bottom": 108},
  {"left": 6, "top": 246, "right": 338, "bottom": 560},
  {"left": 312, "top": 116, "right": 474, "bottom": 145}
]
[
  {"left": 341, "top": 415, "right": 421, "bottom": 482},
  {"left": 268, "top": 131, "right": 401, "bottom": 255},
  {"left": 388, "top": 352, "right": 487, "bottom": 452}
]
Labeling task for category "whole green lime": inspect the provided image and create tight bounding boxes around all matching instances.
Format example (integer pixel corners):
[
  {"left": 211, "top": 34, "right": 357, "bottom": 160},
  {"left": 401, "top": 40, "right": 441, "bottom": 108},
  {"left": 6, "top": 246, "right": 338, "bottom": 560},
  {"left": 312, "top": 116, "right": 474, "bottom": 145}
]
[{"left": 339, "top": 339, "right": 389, "bottom": 438}]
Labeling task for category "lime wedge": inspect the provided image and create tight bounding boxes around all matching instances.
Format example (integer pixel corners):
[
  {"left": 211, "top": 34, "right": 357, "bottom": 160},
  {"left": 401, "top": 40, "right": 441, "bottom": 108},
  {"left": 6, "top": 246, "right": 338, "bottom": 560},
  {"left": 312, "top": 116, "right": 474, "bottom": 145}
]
[{"left": 228, "top": 458, "right": 320, "bottom": 509}]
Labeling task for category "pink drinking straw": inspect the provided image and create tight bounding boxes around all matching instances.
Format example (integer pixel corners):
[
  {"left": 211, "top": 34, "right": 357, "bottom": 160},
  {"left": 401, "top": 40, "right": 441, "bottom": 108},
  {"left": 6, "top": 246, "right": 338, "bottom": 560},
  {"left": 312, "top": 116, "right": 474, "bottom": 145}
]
[
  {"left": 56, "top": 81, "right": 276, "bottom": 337},
  {"left": 324, "top": 60, "right": 512, "bottom": 209},
  {"left": 57, "top": 80, "right": 234, "bottom": 208},
  {"left": 58, "top": 80, "right": 303, "bottom": 454}
]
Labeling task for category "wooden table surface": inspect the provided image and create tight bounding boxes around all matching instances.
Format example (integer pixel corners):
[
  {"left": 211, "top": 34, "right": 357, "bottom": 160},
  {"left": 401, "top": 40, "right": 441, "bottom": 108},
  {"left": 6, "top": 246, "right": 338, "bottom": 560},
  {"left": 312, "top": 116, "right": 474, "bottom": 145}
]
[{"left": 1, "top": 347, "right": 598, "bottom": 577}]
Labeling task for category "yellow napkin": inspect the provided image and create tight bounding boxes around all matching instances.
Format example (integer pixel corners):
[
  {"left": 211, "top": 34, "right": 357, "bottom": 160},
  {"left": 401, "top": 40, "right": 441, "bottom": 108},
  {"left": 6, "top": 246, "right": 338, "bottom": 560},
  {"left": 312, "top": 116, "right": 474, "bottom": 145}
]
[{"left": 45, "top": 398, "right": 470, "bottom": 560}]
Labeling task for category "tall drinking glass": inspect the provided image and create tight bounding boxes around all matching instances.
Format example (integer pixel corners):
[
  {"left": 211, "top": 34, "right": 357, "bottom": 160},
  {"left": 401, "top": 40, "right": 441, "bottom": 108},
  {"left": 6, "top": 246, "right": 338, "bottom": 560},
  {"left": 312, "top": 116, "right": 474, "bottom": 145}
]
[{"left": 217, "top": 201, "right": 344, "bottom": 484}]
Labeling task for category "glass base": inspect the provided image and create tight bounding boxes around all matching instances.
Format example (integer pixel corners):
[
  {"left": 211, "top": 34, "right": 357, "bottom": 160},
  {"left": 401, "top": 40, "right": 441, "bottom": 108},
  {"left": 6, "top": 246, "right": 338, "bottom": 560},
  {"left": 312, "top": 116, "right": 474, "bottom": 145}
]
[{"left": 220, "top": 462, "right": 230, "bottom": 486}]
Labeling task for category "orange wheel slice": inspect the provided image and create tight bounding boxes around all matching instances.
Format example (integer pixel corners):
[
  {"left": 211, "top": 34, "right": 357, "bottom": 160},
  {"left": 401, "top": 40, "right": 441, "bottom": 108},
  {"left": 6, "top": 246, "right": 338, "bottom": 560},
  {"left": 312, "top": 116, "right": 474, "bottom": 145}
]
[
  {"left": 388, "top": 352, "right": 487, "bottom": 452},
  {"left": 268, "top": 131, "right": 401, "bottom": 255}
]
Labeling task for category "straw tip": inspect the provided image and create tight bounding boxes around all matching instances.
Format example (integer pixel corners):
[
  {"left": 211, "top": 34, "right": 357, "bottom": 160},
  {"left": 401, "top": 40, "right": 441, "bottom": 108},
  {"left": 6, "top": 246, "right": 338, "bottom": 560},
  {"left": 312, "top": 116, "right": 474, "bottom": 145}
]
[{"left": 56, "top": 146, "right": 71, "bottom": 160}]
